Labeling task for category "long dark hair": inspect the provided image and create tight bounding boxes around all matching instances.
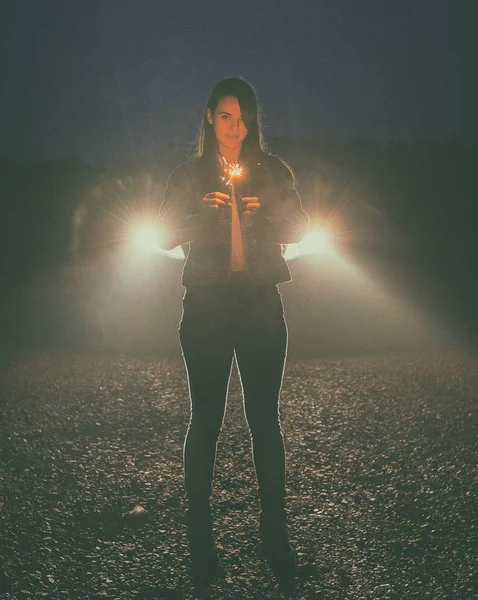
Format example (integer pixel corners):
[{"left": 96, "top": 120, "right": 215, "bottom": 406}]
[{"left": 197, "top": 77, "right": 266, "bottom": 159}]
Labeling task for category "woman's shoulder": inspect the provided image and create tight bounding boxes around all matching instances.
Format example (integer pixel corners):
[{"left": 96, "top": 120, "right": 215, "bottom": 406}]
[
  {"left": 168, "top": 156, "right": 200, "bottom": 176},
  {"left": 260, "top": 153, "right": 295, "bottom": 181},
  {"left": 168, "top": 156, "right": 209, "bottom": 182}
]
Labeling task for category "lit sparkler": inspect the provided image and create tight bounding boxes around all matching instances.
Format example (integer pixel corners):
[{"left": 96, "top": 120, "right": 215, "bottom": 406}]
[
  {"left": 220, "top": 157, "right": 244, "bottom": 188},
  {"left": 228, "top": 162, "right": 244, "bottom": 182}
]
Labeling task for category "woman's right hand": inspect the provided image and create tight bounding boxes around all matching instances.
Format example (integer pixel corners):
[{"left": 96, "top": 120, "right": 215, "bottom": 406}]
[{"left": 201, "top": 192, "right": 231, "bottom": 211}]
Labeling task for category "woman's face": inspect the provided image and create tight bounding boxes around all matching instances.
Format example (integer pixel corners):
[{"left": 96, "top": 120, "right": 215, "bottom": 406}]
[{"left": 207, "top": 96, "right": 248, "bottom": 157}]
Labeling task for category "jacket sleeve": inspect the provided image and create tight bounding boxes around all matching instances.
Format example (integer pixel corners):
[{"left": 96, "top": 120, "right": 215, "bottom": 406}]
[
  {"left": 156, "top": 165, "right": 210, "bottom": 251},
  {"left": 256, "top": 162, "right": 309, "bottom": 244}
]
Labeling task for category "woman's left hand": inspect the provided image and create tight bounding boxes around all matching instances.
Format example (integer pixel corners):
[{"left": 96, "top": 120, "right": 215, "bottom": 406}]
[{"left": 241, "top": 196, "right": 261, "bottom": 215}]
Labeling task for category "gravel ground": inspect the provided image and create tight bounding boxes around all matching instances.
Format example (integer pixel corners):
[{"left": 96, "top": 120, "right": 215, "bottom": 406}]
[{"left": 0, "top": 350, "right": 476, "bottom": 599}]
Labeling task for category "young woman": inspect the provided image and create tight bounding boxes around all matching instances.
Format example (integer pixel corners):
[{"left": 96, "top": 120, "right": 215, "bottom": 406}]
[{"left": 158, "top": 77, "right": 309, "bottom": 592}]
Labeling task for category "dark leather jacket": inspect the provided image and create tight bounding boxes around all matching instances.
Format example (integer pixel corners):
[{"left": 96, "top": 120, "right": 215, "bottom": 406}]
[{"left": 158, "top": 152, "right": 309, "bottom": 286}]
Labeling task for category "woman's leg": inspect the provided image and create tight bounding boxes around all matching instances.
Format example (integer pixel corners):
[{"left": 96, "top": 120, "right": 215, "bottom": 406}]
[
  {"left": 234, "top": 285, "right": 295, "bottom": 589},
  {"left": 182, "top": 351, "right": 234, "bottom": 508},
  {"left": 179, "top": 286, "right": 235, "bottom": 587},
  {"left": 179, "top": 287, "right": 235, "bottom": 509},
  {"left": 234, "top": 285, "right": 288, "bottom": 513}
]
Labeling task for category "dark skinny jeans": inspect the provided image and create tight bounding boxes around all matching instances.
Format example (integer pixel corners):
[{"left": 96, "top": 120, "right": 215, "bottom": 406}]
[{"left": 179, "top": 274, "right": 288, "bottom": 514}]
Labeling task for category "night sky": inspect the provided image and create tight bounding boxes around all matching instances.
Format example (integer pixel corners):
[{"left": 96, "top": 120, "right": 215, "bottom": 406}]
[{"left": 3, "top": 0, "right": 476, "bottom": 164}]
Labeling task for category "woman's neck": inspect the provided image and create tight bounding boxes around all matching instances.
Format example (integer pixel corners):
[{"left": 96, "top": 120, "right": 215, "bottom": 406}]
[{"left": 218, "top": 145, "right": 241, "bottom": 163}]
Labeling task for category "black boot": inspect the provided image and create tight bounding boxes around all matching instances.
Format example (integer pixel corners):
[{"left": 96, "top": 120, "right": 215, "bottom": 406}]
[
  {"left": 186, "top": 506, "right": 219, "bottom": 593},
  {"left": 259, "top": 508, "right": 297, "bottom": 595}
]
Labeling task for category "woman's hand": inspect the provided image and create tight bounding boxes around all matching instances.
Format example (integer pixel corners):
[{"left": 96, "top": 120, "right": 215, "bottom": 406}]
[
  {"left": 201, "top": 192, "right": 231, "bottom": 211},
  {"left": 242, "top": 196, "right": 261, "bottom": 215}
]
